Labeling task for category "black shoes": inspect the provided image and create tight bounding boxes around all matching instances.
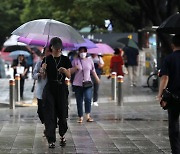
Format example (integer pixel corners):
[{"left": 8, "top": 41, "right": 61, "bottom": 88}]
[
  {"left": 60, "top": 137, "right": 66, "bottom": 147},
  {"left": 49, "top": 142, "right": 55, "bottom": 148},
  {"left": 48, "top": 137, "right": 66, "bottom": 148}
]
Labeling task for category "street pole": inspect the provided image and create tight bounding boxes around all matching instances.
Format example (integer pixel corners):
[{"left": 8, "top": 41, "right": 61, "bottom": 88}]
[
  {"left": 111, "top": 72, "right": 117, "bottom": 101},
  {"left": 117, "top": 75, "right": 123, "bottom": 106},
  {"left": 9, "top": 79, "right": 15, "bottom": 109}
]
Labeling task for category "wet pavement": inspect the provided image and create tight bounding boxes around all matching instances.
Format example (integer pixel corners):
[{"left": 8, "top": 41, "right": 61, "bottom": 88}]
[{"left": 0, "top": 74, "right": 171, "bottom": 154}]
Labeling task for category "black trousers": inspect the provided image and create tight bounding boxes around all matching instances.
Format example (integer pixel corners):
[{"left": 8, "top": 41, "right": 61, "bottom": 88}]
[
  {"left": 20, "top": 78, "right": 25, "bottom": 98},
  {"left": 37, "top": 99, "right": 44, "bottom": 124},
  {"left": 43, "top": 82, "right": 68, "bottom": 143},
  {"left": 168, "top": 104, "right": 180, "bottom": 154}
]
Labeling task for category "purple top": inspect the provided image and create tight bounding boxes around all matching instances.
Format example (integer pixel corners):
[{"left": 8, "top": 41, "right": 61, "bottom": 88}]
[{"left": 72, "top": 57, "right": 95, "bottom": 86}]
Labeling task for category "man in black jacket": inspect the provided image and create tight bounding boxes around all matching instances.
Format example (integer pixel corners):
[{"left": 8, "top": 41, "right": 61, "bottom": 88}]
[{"left": 157, "top": 34, "right": 180, "bottom": 154}]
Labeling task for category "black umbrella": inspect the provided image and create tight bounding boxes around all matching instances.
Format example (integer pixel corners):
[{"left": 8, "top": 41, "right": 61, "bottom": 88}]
[
  {"left": 104, "top": 40, "right": 124, "bottom": 49},
  {"left": 4, "top": 45, "right": 30, "bottom": 52},
  {"left": 156, "top": 12, "right": 180, "bottom": 34},
  {"left": 117, "top": 38, "right": 139, "bottom": 49}
]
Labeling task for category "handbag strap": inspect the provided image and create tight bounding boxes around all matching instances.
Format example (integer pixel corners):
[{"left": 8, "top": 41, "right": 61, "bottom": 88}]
[{"left": 79, "top": 58, "right": 85, "bottom": 81}]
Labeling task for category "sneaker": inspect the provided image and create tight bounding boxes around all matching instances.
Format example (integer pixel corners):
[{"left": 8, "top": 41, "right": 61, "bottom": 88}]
[
  {"left": 60, "top": 137, "right": 66, "bottom": 147},
  {"left": 49, "top": 142, "right": 55, "bottom": 148},
  {"left": 93, "top": 102, "right": 99, "bottom": 106}
]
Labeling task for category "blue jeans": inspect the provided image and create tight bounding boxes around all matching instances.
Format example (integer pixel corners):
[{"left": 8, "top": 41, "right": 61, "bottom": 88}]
[{"left": 74, "top": 86, "right": 92, "bottom": 117}]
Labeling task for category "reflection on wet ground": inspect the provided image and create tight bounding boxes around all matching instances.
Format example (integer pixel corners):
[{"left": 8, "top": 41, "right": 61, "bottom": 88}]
[
  {"left": 0, "top": 102, "right": 170, "bottom": 154},
  {"left": 0, "top": 76, "right": 171, "bottom": 153}
]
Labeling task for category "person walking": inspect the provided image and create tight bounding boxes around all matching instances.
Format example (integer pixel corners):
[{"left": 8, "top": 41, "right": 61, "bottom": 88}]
[
  {"left": 91, "top": 53, "right": 104, "bottom": 106},
  {"left": 109, "top": 48, "right": 124, "bottom": 78},
  {"left": 41, "top": 37, "right": 72, "bottom": 148},
  {"left": 71, "top": 47, "right": 100, "bottom": 123},
  {"left": 11, "top": 54, "right": 28, "bottom": 99},
  {"left": 32, "top": 52, "right": 47, "bottom": 127},
  {"left": 123, "top": 46, "right": 139, "bottom": 87},
  {"left": 157, "top": 34, "right": 180, "bottom": 154}
]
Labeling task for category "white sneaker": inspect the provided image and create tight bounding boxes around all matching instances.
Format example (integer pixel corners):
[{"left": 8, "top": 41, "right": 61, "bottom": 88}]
[{"left": 93, "top": 102, "right": 99, "bottom": 106}]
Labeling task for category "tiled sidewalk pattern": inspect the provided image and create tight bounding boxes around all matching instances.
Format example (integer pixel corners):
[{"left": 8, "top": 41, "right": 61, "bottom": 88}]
[{"left": 0, "top": 74, "right": 171, "bottom": 153}]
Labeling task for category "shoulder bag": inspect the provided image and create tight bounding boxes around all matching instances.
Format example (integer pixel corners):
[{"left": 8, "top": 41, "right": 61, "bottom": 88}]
[{"left": 79, "top": 59, "right": 93, "bottom": 88}]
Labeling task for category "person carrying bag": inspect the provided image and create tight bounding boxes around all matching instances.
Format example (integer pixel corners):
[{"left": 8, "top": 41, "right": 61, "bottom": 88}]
[
  {"left": 157, "top": 34, "right": 180, "bottom": 154},
  {"left": 71, "top": 47, "right": 100, "bottom": 123}
]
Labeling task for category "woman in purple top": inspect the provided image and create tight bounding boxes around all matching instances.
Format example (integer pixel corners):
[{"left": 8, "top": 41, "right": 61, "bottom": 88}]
[{"left": 71, "top": 47, "right": 100, "bottom": 123}]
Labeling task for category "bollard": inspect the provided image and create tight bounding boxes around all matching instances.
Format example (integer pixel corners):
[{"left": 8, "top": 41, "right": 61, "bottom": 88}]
[
  {"left": 15, "top": 74, "right": 20, "bottom": 102},
  {"left": 117, "top": 75, "right": 123, "bottom": 106},
  {"left": 9, "top": 79, "right": 15, "bottom": 109},
  {"left": 111, "top": 72, "right": 117, "bottom": 101}
]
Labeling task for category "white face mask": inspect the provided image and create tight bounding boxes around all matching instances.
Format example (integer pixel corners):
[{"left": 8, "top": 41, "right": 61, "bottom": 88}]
[{"left": 80, "top": 52, "right": 87, "bottom": 59}]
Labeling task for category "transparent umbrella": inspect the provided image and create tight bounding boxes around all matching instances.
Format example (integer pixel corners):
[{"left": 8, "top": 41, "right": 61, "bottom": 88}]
[
  {"left": 12, "top": 19, "right": 85, "bottom": 45},
  {"left": 3, "top": 35, "right": 26, "bottom": 46},
  {"left": 18, "top": 36, "right": 74, "bottom": 49}
]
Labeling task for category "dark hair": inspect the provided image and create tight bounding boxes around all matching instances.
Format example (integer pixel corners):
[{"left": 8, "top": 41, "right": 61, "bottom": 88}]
[
  {"left": 172, "top": 34, "right": 180, "bottom": 47},
  {"left": 49, "top": 37, "right": 63, "bottom": 52},
  {"left": 114, "top": 48, "right": 120, "bottom": 55},
  {"left": 78, "top": 46, "right": 87, "bottom": 52}
]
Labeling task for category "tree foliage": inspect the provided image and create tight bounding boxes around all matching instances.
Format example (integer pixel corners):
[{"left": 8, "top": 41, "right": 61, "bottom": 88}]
[
  {"left": 0, "top": 0, "right": 25, "bottom": 46},
  {"left": 0, "top": 0, "right": 180, "bottom": 52}
]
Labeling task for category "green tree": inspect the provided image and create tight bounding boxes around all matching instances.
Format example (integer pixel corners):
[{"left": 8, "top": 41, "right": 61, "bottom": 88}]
[
  {"left": 21, "top": 0, "right": 54, "bottom": 22},
  {"left": 1, "top": 0, "right": 180, "bottom": 53},
  {"left": 0, "top": 0, "right": 25, "bottom": 47}
]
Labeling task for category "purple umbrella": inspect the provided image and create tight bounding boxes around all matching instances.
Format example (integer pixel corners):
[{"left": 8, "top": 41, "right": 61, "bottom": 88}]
[
  {"left": 75, "top": 39, "right": 97, "bottom": 49},
  {"left": 88, "top": 43, "right": 114, "bottom": 54},
  {"left": 18, "top": 36, "right": 74, "bottom": 49},
  {"left": 65, "top": 38, "right": 97, "bottom": 50}
]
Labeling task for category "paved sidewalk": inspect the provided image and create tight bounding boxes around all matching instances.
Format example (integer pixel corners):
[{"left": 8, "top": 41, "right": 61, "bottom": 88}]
[{"left": 0, "top": 75, "right": 171, "bottom": 153}]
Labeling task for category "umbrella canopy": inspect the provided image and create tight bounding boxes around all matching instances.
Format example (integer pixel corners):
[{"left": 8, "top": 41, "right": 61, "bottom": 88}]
[
  {"left": 88, "top": 43, "right": 114, "bottom": 54},
  {"left": 3, "top": 45, "right": 30, "bottom": 52},
  {"left": 75, "top": 39, "right": 97, "bottom": 49},
  {"left": 12, "top": 19, "right": 85, "bottom": 44},
  {"left": 156, "top": 12, "right": 180, "bottom": 34},
  {"left": 9, "top": 50, "right": 30, "bottom": 59},
  {"left": 117, "top": 38, "right": 139, "bottom": 49},
  {"left": 18, "top": 36, "right": 74, "bottom": 49},
  {"left": 106, "top": 41, "right": 125, "bottom": 49},
  {"left": 3, "top": 35, "right": 26, "bottom": 46}
]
